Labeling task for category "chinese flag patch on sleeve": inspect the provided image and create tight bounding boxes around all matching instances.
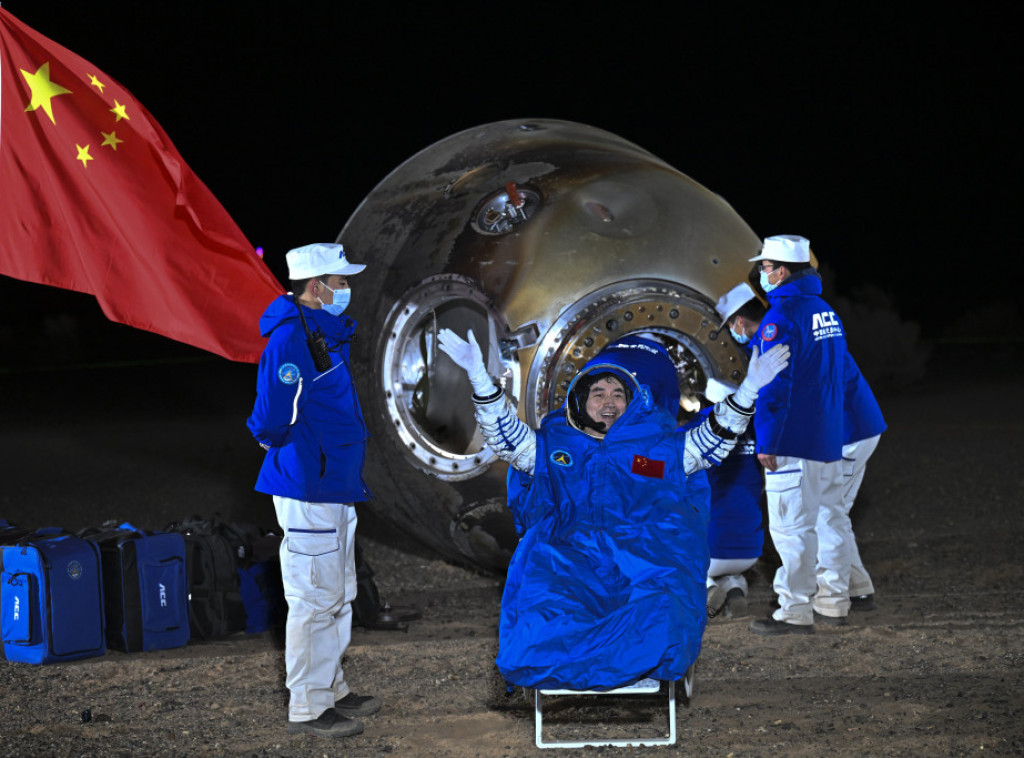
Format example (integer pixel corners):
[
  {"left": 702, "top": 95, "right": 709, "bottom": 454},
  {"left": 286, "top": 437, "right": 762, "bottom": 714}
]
[{"left": 631, "top": 454, "right": 665, "bottom": 479}]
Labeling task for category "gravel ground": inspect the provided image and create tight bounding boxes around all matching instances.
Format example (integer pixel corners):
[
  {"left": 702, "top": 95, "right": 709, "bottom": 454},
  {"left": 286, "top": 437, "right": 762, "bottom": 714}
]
[{"left": 1, "top": 350, "right": 1022, "bottom": 756}]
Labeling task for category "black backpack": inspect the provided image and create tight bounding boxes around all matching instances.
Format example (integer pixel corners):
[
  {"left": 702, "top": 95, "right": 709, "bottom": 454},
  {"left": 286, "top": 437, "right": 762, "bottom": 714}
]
[
  {"left": 217, "top": 521, "right": 286, "bottom": 637},
  {"left": 216, "top": 520, "right": 383, "bottom": 629},
  {"left": 351, "top": 540, "right": 421, "bottom": 631},
  {"left": 351, "top": 540, "right": 382, "bottom": 628},
  {"left": 163, "top": 516, "right": 247, "bottom": 641}
]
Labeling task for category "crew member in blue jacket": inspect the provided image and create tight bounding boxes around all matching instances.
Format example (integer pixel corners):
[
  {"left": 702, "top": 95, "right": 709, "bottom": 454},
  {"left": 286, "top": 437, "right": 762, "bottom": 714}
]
[
  {"left": 828, "top": 351, "right": 886, "bottom": 610},
  {"left": 701, "top": 282, "right": 770, "bottom": 619},
  {"left": 437, "top": 330, "right": 789, "bottom": 690},
  {"left": 718, "top": 275, "right": 887, "bottom": 621},
  {"left": 247, "top": 243, "right": 380, "bottom": 738},
  {"left": 716, "top": 281, "right": 765, "bottom": 349},
  {"left": 746, "top": 234, "right": 850, "bottom": 635}
]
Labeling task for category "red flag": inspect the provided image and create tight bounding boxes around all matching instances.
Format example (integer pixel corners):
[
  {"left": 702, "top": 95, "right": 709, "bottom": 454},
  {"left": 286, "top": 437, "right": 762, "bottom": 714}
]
[
  {"left": 630, "top": 454, "right": 665, "bottom": 479},
  {"left": 0, "top": 9, "right": 283, "bottom": 363}
]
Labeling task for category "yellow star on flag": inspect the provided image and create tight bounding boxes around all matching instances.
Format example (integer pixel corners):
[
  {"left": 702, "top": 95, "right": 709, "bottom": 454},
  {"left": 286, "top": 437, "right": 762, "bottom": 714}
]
[
  {"left": 110, "top": 100, "right": 130, "bottom": 121},
  {"left": 88, "top": 74, "right": 105, "bottom": 92},
  {"left": 76, "top": 144, "right": 93, "bottom": 167},
  {"left": 21, "top": 62, "right": 72, "bottom": 125},
  {"left": 100, "top": 130, "right": 124, "bottom": 150}
]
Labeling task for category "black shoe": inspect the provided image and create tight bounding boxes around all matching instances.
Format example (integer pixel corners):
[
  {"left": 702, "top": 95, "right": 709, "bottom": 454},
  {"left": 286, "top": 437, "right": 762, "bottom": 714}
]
[
  {"left": 334, "top": 692, "right": 382, "bottom": 718},
  {"left": 850, "top": 594, "right": 876, "bottom": 612},
  {"left": 369, "top": 602, "right": 422, "bottom": 630},
  {"left": 749, "top": 617, "right": 814, "bottom": 636},
  {"left": 723, "top": 587, "right": 749, "bottom": 619},
  {"left": 813, "top": 610, "right": 849, "bottom": 626},
  {"left": 287, "top": 708, "right": 363, "bottom": 737}
]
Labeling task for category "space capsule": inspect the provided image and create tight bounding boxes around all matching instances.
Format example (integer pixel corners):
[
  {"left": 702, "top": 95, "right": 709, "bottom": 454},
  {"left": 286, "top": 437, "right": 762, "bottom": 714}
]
[{"left": 340, "top": 119, "right": 759, "bottom": 571}]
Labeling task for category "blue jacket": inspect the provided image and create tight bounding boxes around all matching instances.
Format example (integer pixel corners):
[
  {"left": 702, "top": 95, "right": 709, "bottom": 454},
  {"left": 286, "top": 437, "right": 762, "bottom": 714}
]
[
  {"left": 247, "top": 294, "right": 370, "bottom": 503},
  {"left": 754, "top": 270, "right": 846, "bottom": 462},
  {"left": 497, "top": 345, "right": 710, "bottom": 691},
  {"left": 843, "top": 352, "right": 886, "bottom": 444}
]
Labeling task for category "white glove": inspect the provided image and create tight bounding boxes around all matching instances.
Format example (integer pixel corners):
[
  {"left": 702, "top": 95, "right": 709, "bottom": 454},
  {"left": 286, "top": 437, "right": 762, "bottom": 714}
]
[
  {"left": 437, "top": 328, "right": 496, "bottom": 396},
  {"left": 733, "top": 343, "right": 791, "bottom": 408}
]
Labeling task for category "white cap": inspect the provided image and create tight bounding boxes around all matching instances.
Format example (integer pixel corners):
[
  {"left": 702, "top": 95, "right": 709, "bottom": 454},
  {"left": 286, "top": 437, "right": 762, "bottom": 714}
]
[
  {"left": 703, "top": 378, "right": 738, "bottom": 404},
  {"left": 748, "top": 234, "right": 811, "bottom": 263},
  {"left": 286, "top": 243, "right": 366, "bottom": 280},
  {"left": 715, "top": 282, "right": 757, "bottom": 327}
]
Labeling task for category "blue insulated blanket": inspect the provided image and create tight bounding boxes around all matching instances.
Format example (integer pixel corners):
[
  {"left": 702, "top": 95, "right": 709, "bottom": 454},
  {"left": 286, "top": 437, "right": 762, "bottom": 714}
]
[{"left": 498, "top": 347, "right": 710, "bottom": 691}]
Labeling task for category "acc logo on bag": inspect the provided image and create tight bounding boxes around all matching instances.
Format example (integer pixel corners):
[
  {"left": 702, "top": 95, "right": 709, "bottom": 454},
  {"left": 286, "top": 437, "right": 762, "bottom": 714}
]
[
  {"left": 66, "top": 560, "right": 83, "bottom": 580},
  {"left": 278, "top": 363, "right": 300, "bottom": 384},
  {"left": 550, "top": 450, "right": 573, "bottom": 467},
  {"left": 761, "top": 323, "right": 778, "bottom": 341}
]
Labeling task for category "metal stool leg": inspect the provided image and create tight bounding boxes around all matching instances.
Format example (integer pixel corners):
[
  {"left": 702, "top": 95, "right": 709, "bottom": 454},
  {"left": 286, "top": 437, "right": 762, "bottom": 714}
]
[{"left": 535, "top": 678, "right": 678, "bottom": 748}]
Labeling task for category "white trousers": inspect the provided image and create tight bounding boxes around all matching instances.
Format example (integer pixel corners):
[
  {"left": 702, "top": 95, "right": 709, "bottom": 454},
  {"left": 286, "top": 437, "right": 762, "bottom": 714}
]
[
  {"left": 273, "top": 496, "right": 358, "bottom": 722},
  {"left": 818, "top": 434, "right": 881, "bottom": 598},
  {"left": 765, "top": 457, "right": 847, "bottom": 624},
  {"left": 706, "top": 557, "right": 757, "bottom": 612}
]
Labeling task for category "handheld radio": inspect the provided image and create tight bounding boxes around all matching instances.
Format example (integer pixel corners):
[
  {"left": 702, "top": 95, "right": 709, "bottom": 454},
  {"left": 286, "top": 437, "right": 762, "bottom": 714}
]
[{"left": 295, "top": 301, "right": 333, "bottom": 372}]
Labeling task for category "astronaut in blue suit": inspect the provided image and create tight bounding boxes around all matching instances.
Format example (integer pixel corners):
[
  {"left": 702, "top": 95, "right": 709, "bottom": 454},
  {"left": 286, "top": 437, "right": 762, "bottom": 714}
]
[{"left": 438, "top": 330, "right": 789, "bottom": 690}]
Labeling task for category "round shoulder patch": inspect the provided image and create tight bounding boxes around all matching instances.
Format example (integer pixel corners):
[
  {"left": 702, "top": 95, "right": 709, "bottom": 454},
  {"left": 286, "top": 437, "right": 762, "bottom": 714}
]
[
  {"left": 761, "top": 323, "right": 778, "bottom": 342},
  {"left": 278, "top": 363, "right": 301, "bottom": 384},
  {"left": 550, "top": 450, "right": 574, "bottom": 467}
]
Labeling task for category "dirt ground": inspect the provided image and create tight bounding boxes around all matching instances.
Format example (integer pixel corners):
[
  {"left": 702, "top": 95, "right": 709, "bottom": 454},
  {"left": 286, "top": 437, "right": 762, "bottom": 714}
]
[{"left": 1, "top": 345, "right": 1023, "bottom": 757}]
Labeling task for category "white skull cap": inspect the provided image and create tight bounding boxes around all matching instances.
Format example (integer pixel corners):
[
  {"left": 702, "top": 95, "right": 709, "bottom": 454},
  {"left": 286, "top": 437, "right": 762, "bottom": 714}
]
[
  {"left": 748, "top": 234, "right": 811, "bottom": 263},
  {"left": 715, "top": 282, "right": 758, "bottom": 327},
  {"left": 286, "top": 243, "right": 366, "bottom": 279}
]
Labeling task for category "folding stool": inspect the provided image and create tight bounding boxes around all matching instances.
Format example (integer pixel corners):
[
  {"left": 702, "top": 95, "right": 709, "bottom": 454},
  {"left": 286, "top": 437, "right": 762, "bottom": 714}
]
[{"left": 534, "top": 666, "right": 695, "bottom": 749}]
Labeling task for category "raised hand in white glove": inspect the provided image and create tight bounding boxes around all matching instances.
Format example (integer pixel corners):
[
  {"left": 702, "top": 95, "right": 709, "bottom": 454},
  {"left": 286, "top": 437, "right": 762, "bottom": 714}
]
[
  {"left": 733, "top": 343, "right": 791, "bottom": 408},
  {"left": 437, "top": 328, "right": 497, "bottom": 396}
]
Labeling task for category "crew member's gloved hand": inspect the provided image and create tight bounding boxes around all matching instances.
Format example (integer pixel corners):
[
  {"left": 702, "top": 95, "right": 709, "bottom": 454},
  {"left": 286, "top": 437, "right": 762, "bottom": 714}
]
[
  {"left": 733, "top": 343, "right": 791, "bottom": 408},
  {"left": 437, "top": 328, "right": 496, "bottom": 396}
]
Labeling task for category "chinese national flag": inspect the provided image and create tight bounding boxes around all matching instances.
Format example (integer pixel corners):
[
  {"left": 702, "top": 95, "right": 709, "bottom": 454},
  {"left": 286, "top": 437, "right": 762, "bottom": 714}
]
[
  {"left": 0, "top": 9, "right": 283, "bottom": 363},
  {"left": 631, "top": 454, "right": 665, "bottom": 479}
]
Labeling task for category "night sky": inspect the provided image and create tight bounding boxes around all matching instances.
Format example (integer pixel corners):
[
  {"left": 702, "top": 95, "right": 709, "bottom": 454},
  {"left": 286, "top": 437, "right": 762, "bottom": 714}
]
[{"left": 2, "top": 3, "right": 1018, "bottom": 343}]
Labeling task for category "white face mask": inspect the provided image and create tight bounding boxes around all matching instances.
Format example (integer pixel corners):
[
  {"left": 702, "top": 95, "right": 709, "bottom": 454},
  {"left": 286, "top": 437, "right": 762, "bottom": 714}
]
[
  {"left": 318, "top": 283, "right": 351, "bottom": 316},
  {"left": 730, "top": 326, "right": 751, "bottom": 344},
  {"left": 760, "top": 267, "right": 782, "bottom": 293}
]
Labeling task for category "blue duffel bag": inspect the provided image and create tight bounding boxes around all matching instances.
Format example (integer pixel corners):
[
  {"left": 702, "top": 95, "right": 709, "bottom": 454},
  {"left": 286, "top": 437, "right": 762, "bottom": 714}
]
[
  {"left": 80, "top": 522, "right": 189, "bottom": 653},
  {"left": 1, "top": 529, "right": 106, "bottom": 664}
]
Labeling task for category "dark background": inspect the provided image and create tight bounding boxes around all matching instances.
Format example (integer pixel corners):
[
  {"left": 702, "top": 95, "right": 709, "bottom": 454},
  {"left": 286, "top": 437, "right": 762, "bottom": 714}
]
[{"left": 1, "top": 2, "right": 1018, "bottom": 351}]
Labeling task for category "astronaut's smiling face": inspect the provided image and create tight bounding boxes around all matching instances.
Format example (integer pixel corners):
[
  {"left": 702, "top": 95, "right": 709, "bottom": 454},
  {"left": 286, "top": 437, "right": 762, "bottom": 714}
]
[{"left": 585, "top": 376, "right": 629, "bottom": 433}]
